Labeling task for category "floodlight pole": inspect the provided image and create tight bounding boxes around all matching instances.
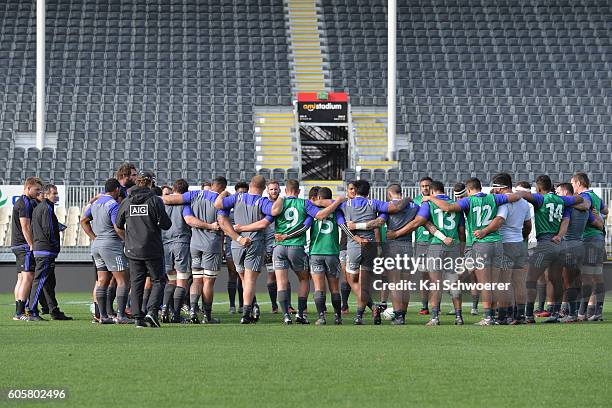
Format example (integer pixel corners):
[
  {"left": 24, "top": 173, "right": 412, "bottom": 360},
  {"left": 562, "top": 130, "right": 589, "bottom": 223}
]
[
  {"left": 387, "top": 0, "right": 396, "bottom": 161},
  {"left": 36, "top": 0, "right": 46, "bottom": 150}
]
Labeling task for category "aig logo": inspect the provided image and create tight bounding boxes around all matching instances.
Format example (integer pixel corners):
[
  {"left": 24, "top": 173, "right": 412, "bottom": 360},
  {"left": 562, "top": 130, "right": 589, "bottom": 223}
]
[{"left": 130, "top": 204, "right": 149, "bottom": 216}]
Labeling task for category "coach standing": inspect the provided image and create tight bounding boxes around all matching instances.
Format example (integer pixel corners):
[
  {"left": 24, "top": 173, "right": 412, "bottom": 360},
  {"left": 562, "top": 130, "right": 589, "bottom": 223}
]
[
  {"left": 28, "top": 184, "right": 71, "bottom": 321},
  {"left": 116, "top": 171, "right": 171, "bottom": 328}
]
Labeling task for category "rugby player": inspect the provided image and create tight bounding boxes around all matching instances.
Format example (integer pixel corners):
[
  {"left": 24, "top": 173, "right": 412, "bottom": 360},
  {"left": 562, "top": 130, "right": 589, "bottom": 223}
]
[
  {"left": 12, "top": 177, "right": 42, "bottom": 320},
  {"left": 81, "top": 178, "right": 131, "bottom": 324}
]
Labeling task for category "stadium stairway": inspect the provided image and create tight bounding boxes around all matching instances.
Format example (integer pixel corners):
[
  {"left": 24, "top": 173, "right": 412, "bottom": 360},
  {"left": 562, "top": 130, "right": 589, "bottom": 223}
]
[
  {"left": 254, "top": 107, "right": 299, "bottom": 171},
  {"left": 351, "top": 108, "right": 397, "bottom": 171},
  {"left": 286, "top": 0, "right": 329, "bottom": 93}
]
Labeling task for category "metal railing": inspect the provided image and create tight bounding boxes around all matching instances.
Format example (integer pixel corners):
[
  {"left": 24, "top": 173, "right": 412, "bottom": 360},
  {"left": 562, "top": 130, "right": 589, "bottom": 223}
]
[{"left": 1, "top": 184, "right": 610, "bottom": 262}]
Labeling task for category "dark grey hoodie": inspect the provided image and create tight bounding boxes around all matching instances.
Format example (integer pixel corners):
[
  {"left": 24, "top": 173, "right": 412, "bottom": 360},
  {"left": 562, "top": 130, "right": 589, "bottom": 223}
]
[{"left": 116, "top": 187, "right": 172, "bottom": 260}]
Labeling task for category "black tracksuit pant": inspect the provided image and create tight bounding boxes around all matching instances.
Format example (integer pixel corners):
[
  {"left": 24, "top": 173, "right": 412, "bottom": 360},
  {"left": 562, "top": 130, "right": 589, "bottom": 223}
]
[
  {"left": 29, "top": 256, "right": 58, "bottom": 314},
  {"left": 129, "top": 257, "right": 164, "bottom": 320}
]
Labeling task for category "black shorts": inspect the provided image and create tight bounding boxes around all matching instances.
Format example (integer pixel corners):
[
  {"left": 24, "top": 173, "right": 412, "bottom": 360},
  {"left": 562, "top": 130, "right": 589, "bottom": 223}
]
[{"left": 12, "top": 247, "right": 35, "bottom": 273}]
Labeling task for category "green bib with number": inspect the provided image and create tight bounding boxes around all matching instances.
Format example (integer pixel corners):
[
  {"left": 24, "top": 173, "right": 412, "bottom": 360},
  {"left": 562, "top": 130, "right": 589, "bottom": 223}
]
[
  {"left": 414, "top": 195, "right": 431, "bottom": 243},
  {"left": 582, "top": 190, "right": 604, "bottom": 239},
  {"left": 428, "top": 198, "right": 460, "bottom": 245},
  {"left": 275, "top": 197, "right": 308, "bottom": 246},
  {"left": 309, "top": 212, "right": 340, "bottom": 255},
  {"left": 466, "top": 194, "right": 501, "bottom": 243},
  {"left": 534, "top": 193, "right": 564, "bottom": 237}
]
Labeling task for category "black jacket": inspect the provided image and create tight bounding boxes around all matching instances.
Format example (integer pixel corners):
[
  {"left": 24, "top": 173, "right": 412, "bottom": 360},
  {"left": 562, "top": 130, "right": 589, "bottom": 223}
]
[
  {"left": 32, "top": 199, "right": 61, "bottom": 257},
  {"left": 116, "top": 187, "right": 172, "bottom": 260}
]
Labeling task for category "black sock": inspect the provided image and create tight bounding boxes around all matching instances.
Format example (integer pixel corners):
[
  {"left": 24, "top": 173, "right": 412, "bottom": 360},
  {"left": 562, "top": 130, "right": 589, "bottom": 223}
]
[
  {"left": 517, "top": 304, "right": 526, "bottom": 319},
  {"left": 566, "top": 287, "right": 578, "bottom": 316},
  {"left": 227, "top": 279, "right": 237, "bottom": 308},
  {"left": 287, "top": 282, "right": 293, "bottom": 308},
  {"left": 526, "top": 302, "right": 535, "bottom": 317},
  {"left": 243, "top": 304, "right": 253, "bottom": 318},
  {"left": 340, "top": 281, "right": 351, "bottom": 309},
  {"left": 506, "top": 306, "right": 513, "bottom": 317},
  {"left": 536, "top": 283, "right": 546, "bottom": 310},
  {"left": 422, "top": 298, "right": 428, "bottom": 310},
  {"left": 298, "top": 296, "right": 307, "bottom": 317},
  {"left": 116, "top": 285, "right": 129, "bottom": 317},
  {"left": 595, "top": 283, "right": 605, "bottom": 315},
  {"left": 471, "top": 293, "right": 479, "bottom": 309},
  {"left": 314, "top": 290, "right": 326, "bottom": 316},
  {"left": 162, "top": 283, "right": 176, "bottom": 311},
  {"left": 237, "top": 279, "right": 244, "bottom": 308},
  {"left": 189, "top": 293, "right": 200, "bottom": 312},
  {"left": 173, "top": 286, "right": 186, "bottom": 315},
  {"left": 96, "top": 286, "right": 108, "bottom": 318},
  {"left": 498, "top": 307, "right": 507, "bottom": 320},
  {"left": 432, "top": 306, "right": 440, "bottom": 318},
  {"left": 277, "top": 290, "right": 289, "bottom": 315},
  {"left": 484, "top": 308, "right": 493, "bottom": 319},
  {"left": 267, "top": 282, "right": 278, "bottom": 309},
  {"left": 94, "top": 302, "right": 100, "bottom": 319},
  {"left": 203, "top": 302, "right": 212, "bottom": 321},
  {"left": 455, "top": 308, "right": 462, "bottom": 318},
  {"left": 142, "top": 288, "right": 151, "bottom": 314},
  {"left": 366, "top": 299, "right": 373, "bottom": 310},
  {"left": 16, "top": 300, "right": 26, "bottom": 315},
  {"left": 331, "top": 292, "right": 341, "bottom": 315},
  {"left": 106, "top": 286, "right": 116, "bottom": 316},
  {"left": 357, "top": 307, "right": 365, "bottom": 318}
]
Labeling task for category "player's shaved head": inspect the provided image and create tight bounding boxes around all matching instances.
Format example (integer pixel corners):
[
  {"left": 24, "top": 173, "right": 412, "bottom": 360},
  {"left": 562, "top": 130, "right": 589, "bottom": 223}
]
[
  {"left": 465, "top": 177, "right": 482, "bottom": 193},
  {"left": 285, "top": 179, "right": 300, "bottom": 195},
  {"left": 535, "top": 175, "right": 553, "bottom": 193},
  {"left": 250, "top": 175, "right": 266, "bottom": 191},
  {"left": 430, "top": 181, "right": 444, "bottom": 194},
  {"left": 571, "top": 172, "right": 590, "bottom": 188},
  {"left": 318, "top": 187, "right": 333, "bottom": 200}
]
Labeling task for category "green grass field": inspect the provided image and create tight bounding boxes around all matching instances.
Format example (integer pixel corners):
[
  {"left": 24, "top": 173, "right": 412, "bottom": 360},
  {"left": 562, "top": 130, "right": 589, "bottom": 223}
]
[{"left": 1, "top": 292, "right": 611, "bottom": 408}]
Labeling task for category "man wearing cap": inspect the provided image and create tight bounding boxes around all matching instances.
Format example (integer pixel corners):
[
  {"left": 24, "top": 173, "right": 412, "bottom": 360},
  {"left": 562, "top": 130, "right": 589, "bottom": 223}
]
[{"left": 116, "top": 171, "right": 172, "bottom": 328}]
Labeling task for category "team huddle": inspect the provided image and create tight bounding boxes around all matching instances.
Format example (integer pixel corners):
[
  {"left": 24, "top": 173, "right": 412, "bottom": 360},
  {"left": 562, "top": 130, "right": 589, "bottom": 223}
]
[{"left": 10, "top": 162, "right": 608, "bottom": 327}]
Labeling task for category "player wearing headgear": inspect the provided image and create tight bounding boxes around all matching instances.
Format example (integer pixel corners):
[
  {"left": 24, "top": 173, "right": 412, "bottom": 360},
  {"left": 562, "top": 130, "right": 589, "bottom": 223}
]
[{"left": 490, "top": 173, "right": 532, "bottom": 324}]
